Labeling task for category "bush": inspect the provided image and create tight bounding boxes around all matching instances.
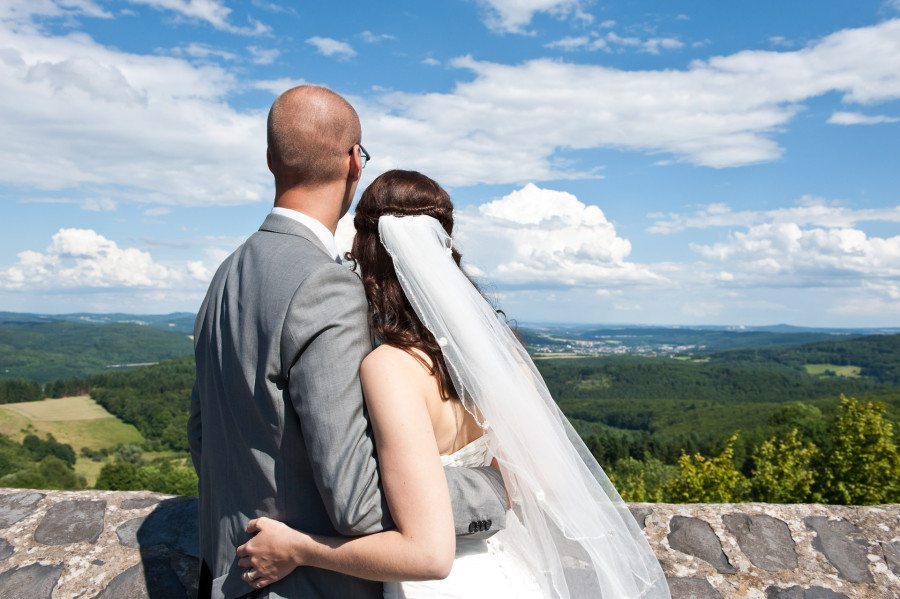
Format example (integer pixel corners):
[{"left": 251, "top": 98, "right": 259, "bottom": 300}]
[
  {"left": 662, "top": 433, "right": 750, "bottom": 502},
  {"left": 821, "top": 395, "right": 899, "bottom": 504}
]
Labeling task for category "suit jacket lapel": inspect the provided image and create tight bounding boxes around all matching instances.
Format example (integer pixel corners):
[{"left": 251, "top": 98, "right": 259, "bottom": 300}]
[{"left": 259, "top": 213, "right": 333, "bottom": 259}]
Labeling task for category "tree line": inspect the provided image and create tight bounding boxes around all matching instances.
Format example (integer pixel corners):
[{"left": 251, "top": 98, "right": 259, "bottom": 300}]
[{"left": 598, "top": 396, "right": 899, "bottom": 504}]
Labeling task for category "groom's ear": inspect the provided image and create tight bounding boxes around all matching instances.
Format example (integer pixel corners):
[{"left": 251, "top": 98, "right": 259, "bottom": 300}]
[
  {"left": 266, "top": 148, "right": 275, "bottom": 175},
  {"left": 348, "top": 145, "right": 362, "bottom": 183}
]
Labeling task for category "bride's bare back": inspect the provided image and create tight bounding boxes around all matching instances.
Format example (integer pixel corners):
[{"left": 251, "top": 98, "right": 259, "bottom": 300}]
[{"left": 366, "top": 344, "right": 483, "bottom": 456}]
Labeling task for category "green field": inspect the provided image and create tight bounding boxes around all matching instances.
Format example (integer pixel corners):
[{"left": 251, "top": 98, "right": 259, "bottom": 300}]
[
  {"left": 0, "top": 395, "right": 144, "bottom": 484},
  {"left": 803, "top": 363, "right": 862, "bottom": 377}
]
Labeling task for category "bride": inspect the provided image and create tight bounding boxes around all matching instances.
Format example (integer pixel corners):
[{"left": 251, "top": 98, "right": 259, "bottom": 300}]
[{"left": 236, "top": 170, "right": 670, "bottom": 598}]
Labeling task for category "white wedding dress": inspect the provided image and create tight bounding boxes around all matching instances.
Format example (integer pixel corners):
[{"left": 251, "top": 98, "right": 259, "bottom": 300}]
[
  {"left": 378, "top": 215, "right": 671, "bottom": 598},
  {"left": 383, "top": 433, "right": 544, "bottom": 599}
]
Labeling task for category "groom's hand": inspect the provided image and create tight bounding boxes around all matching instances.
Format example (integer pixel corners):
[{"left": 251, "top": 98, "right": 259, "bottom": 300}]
[{"left": 236, "top": 517, "right": 303, "bottom": 590}]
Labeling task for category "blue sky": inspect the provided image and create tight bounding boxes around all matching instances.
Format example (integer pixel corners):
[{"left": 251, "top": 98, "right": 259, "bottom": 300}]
[{"left": 0, "top": 0, "right": 898, "bottom": 326}]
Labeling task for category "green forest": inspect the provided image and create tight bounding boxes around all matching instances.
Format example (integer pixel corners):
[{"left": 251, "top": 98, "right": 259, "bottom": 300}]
[
  {"left": 0, "top": 332, "right": 897, "bottom": 503},
  {"left": 0, "top": 319, "right": 193, "bottom": 382}
]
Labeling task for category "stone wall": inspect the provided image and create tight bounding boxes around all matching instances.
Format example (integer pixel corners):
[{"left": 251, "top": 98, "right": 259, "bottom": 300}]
[{"left": 0, "top": 489, "right": 896, "bottom": 598}]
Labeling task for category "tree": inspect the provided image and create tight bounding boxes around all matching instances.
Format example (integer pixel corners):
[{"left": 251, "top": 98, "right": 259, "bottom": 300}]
[
  {"left": 750, "top": 428, "right": 818, "bottom": 502},
  {"left": 821, "top": 395, "right": 899, "bottom": 504},
  {"left": 0, "top": 456, "right": 83, "bottom": 490},
  {"left": 609, "top": 457, "right": 648, "bottom": 501},
  {"left": 0, "top": 379, "right": 42, "bottom": 404},
  {"left": 95, "top": 461, "right": 142, "bottom": 491},
  {"left": 662, "top": 432, "right": 750, "bottom": 502},
  {"left": 22, "top": 433, "right": 76, "bottom": 467},
  {"left": 609, "top": 456, "right": 677, "bottom": 502},
  {"left": 767, "top": 402, "right": 827, "bottom": 446},
  {"left": 113, "top": 444, "right": 145, "bottom": 467}
]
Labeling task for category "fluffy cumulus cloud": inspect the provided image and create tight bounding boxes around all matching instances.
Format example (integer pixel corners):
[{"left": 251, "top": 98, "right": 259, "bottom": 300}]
[
  {"left": 0, "top": 12, "right": 269, "bottom": 206},
  {"left": 454, "top": 183, "right": 663, "bottom": 287},
  {"left": 0, "top": 228, "right": 188, "bottom": 290},
  {"left": 5, "top": 12, "right": 900, "bottom": 204},
  {"left": 305, "top": 36, "right": 356, "bottom": 59},
  {"left": 648, "top": 196, "right": 900, "bottom": 234},
  {"left": 690, "top": 223, "right": 900, "bottom": 282},
  {"left": 646, "top": 196, "right": 900, "bottom": 313},
  {"left": 355, "top": 19, "right": 900, "bottom": 186},
  {"left": 477, "top": 0, "right": 589, "bottom": 34}
]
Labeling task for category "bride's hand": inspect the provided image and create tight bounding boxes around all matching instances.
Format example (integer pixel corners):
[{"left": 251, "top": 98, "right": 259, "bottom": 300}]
[{"left": 236, "top": 517, "right": 307, "bottom": 590}]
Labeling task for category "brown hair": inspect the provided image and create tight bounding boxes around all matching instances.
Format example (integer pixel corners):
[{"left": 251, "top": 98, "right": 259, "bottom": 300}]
[{"left": 348, "top": 170, "right": 462, "bottom": 400}]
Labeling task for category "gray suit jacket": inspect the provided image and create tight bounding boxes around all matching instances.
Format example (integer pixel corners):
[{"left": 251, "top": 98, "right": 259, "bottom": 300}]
[{"left": 188, "top": 213, "right": 507, "bottom": 599}]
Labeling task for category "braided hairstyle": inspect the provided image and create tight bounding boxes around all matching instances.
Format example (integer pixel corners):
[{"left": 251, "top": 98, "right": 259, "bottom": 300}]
[{"left": 347, "top": 169, "right": 462, "bottom": 400}]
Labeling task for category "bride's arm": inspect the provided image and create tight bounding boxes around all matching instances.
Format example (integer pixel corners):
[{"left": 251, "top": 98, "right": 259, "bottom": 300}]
[{"left": 237, "top": 345, "right": 455, "bottom": 588}]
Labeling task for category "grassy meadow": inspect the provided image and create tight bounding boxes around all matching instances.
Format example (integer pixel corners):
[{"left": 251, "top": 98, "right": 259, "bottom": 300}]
[
  {"left": 0, "top": 395, "right": 144, "bottom": 485},
  {"left": 803, "top": 363, "right": 862, "bottom": 377}
]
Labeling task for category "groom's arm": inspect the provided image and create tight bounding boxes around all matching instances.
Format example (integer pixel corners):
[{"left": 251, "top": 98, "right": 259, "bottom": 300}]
[
  {"left": 283, "top": 263, "right": 506, "bottom": 539},
  {"left": 282, "top": 263, "right": 392, "bottom": 536}
]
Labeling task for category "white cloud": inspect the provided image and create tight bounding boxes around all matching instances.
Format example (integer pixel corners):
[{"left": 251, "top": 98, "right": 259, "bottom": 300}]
[
  {"left": 827, "top": 111, "right": 900, "bottom": 125},
  {"left": 421, "top": 57, "right": 441, "bottom": 66},
  {"left": 250, "top": 0, "right": 291, "bottom": 13},
  {"left": 545, "top": 35, "right": 606, "bottom": 52},
  {"left": 306, "top": 36, "right": 356, "bottom": 59},
  {"left": 455, "top": 183, "right": 663, "bottom": 287},
  {"left": 548, "top": 31, "right": 683, "bottom": 54},
  {"left": 5, "top": 13, "right": 900, "bottom": 212},
  {"left": 126, "top": 0, "right": 269, "bottom": 35},
  {"left": 0, "top": 18, "right": 269, "bottom": 206},
  {"left": 647, "top": 196, "right": 900, "bottom": 234},
  {"left": 247, "top": 45, "right": 279, "bottom": 65},
  {"left": 768, "top": 36, "right": 794, "bottom": 48},
  {"left": 357, "top": 19, "right": 900, "bottom": 186},
  {"left": 360, "top": 31, "right": 395, "bottom": 43},
  {"left": 689, "top": 223, "right": 900, "bottom": 280},
  {"left": 0, "top": 0, "right": 112, "bottom": 22},
  {"left": 477, "top": 0, "right": 590, "bottom": 34},
  {"left": 186, "top": 260, "right": 211, "bottom": 281},
  {"left": 639, "top": 36, "right": 683, "bottom": 54},
  {"left": 605, "top": 31, "right": 683, "bottom": 54},
  {"left": 0, "top": 228, "right": 186, "bottom": 289},
  {"left": 171, "top": 42, "right": 237, "bottom": 61}
]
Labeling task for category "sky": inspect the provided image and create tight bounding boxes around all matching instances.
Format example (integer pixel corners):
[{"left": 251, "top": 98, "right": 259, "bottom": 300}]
[{"left": 0, "top": 0, "right": 898, "bottom": 327}]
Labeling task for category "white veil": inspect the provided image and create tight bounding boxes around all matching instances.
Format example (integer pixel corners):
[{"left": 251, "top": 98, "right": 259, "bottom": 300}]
[{"left": 378, "top": 214, "right": 671, "bottom": 599}]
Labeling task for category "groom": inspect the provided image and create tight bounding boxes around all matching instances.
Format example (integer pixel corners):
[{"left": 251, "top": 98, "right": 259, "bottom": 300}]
[{"left": 188, "top": 85, "right": 508, "bottom": 599}]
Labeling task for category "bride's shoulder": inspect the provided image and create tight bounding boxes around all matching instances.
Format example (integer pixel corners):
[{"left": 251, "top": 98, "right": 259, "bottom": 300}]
[{"left": 361, "top": 344, "right": 432, "bottom": 380}]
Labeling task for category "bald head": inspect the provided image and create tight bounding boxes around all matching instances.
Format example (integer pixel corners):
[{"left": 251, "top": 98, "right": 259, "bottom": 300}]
[{"left": 267, "top": 85, "right": 361, "bottom": 189}]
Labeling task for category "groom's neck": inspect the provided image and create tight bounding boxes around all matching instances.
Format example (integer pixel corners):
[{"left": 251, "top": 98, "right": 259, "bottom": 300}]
[{"left": 273, "top": 182, "right": 346, "bottom": 233}]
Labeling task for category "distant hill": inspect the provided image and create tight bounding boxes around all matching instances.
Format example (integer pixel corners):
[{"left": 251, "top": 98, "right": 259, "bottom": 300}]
[
  {"left": 518, "top": 324, "right": 882, "bottom": 356},
  {"left": 0, "top": 319, "right": 193, "bottom": 382},
  {"left": 0, "top": 312, "right": 196, "bottom": 335},
  {"left": 707, "top": 333, "right": 900, "bottom": 384}
]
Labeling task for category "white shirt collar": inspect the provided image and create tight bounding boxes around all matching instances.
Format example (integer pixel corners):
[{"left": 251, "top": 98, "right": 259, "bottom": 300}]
[{"left": 271, "top": 207, "right": 340, "bottom": 261}]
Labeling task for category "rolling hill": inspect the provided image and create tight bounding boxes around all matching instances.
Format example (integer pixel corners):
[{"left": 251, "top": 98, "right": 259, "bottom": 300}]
[{"left": 0, "top": 319, "right": 194, "bottom": 382}]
